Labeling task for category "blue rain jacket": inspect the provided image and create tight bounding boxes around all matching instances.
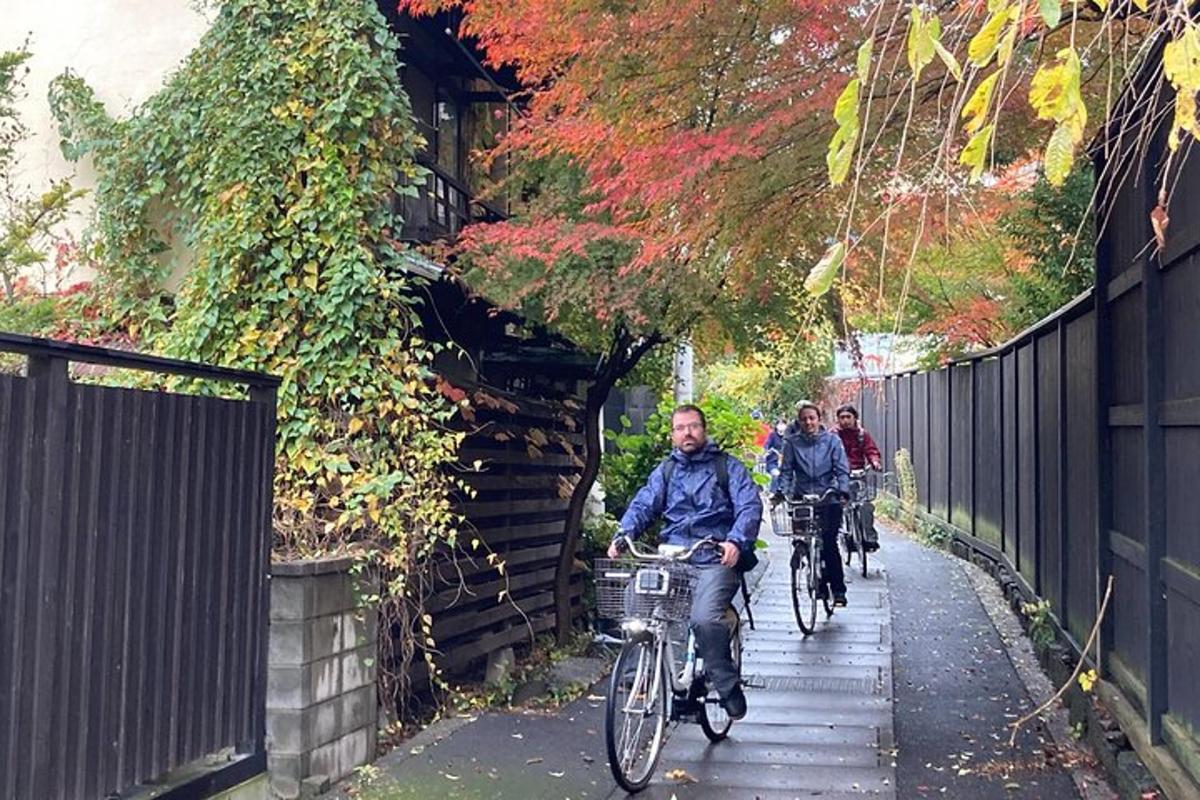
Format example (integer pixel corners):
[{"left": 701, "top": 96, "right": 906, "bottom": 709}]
[
  {"left": 778, "top": 427, "right": 850, "bottom": 502},
  {"left": 618, "top": 441, "right": 763, "bottom": 563}
]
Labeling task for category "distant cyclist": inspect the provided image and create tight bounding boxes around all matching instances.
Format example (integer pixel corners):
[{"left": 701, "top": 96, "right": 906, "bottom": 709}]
[
  {"left": 776, "top": 401, "right": 850, "bottom": 606},
  {"left": 835, "top": 404, "right": 882, "bottom": 552},
  {"left": 763, "top": 419, "right": 787, "bottom": 492},
  {"left": 607, "top": 404, "right": 762, "bottom": 719}
]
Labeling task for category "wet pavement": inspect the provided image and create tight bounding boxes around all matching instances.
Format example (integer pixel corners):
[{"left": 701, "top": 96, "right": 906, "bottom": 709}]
[{"left": 344, "top": 522, "right": 1094, "bottom": 799}]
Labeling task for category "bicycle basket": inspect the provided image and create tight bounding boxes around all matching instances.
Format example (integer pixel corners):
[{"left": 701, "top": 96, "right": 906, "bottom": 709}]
[
  {"left": 769, "top": 502, "right": 792, "bottom": 537},
  {"left": 788, "top": 503, "right": 820, "bottom": 538},
  {"left": 593, "top": 559, "right": 697, "bottom": 621}
]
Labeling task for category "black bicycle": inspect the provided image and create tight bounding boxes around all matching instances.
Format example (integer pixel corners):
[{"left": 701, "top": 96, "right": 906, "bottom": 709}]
[
  {"left": 842, "top": 469, "right": 871, "bottom": 577},
  {"left": 781, "top": 490, "right": 839, "bottom": 635},
  {"left": 595, "top": 537, "right": 743, "bottom": 793}
]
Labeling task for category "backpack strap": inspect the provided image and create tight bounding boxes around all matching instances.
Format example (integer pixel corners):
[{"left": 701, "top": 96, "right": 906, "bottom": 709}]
[{"left": 659, "top": 452, "right": 731, "bottom": 496}]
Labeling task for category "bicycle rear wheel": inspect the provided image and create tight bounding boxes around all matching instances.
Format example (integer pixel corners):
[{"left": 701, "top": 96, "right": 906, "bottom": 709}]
[
  {"left": 791, "top": 541, "right": 818, "bottom": 635},
  {"left": 699, "top": 617, "right": 741, "bottom": 742},
  {"left": 606, "top": 639, "right": 667, "bottom": 793}
]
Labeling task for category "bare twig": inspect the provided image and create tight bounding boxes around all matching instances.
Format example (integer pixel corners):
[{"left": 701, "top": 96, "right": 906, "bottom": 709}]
[{"left": 1007, "top": 574, "right": 1115, "bottom": 747}]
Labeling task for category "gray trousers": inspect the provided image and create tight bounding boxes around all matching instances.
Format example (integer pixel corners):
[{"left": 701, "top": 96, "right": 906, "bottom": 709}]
[{"left": 689, "top": 564, "right": 740, "bottom": 699}]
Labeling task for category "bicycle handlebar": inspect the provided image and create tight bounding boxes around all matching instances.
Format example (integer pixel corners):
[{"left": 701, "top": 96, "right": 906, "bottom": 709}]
[
  {"left": 612, "top": 535, "right": 719, "bottom": 561},
  {"left": 788, "top": 488, "right": 843, "bottom": 505}
]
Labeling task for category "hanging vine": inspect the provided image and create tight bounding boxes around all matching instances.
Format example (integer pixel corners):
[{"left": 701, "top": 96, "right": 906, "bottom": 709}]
[{"left": 48, "top": 0, "right": 466, "bottom": 715}]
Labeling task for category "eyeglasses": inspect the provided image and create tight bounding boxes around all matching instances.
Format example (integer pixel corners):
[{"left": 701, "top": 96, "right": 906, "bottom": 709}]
[{"left": 671, "top": 422, "right": 704, "bottom": 433}]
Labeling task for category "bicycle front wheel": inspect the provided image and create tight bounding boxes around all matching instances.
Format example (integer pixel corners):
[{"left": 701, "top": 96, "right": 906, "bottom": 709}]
[
  {"left": 699, "top": 617, "right": 741, "bottom": 742},
  {"left": 791, "top": 541, "right": 818, "bottom": 635},
  {"left": 606, "top": 638, "right": 668, "bottom": 792},
  {"left": 814, "top": 537, "right": 834, "bottom": 616}
]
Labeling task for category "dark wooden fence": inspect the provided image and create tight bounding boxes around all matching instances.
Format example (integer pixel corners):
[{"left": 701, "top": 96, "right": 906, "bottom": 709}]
[
  {"left": 0, "top": 334, "right": 277, "bottom": 800},
  {"left": 429, "top": 382, "right": 585, "bottom": 676},
  {"left": 856, "top": 71, "right": 1200, "bottom": 783}
]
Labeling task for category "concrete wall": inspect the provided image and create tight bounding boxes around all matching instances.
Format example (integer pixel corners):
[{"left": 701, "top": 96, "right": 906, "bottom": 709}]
[
  {"left": 268, "top": 557, "right": 378, "bottom": 799},
  {"left": 6, "top": 0, "right": 211, "bottom": 284}
]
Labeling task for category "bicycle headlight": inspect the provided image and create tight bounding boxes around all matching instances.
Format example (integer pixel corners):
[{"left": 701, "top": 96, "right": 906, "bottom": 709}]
[{"left": 621, "top": 619, "right": 648, "bottom": 635}]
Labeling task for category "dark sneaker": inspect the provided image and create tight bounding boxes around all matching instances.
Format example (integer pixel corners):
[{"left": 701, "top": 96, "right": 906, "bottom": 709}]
[
  {"left": 833, "top": 593, "right": 848, "bottom": 607},
  {"left": 863, "top": 541, "right": 880, "bottom": 552},
  {"left": 721, "top": 685, "right": 747, "bottom": 720}
]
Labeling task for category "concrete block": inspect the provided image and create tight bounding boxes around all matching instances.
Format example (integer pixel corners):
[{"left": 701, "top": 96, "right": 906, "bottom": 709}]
[
  {"left": 340, "top": 610, "right": 375, "bottom": 651},
  {"left": 267, "top": 752, "right": 307, "bottom": 799},
  {"left": 339, "top": 727, "right": 372, "bottom": 775},
  {"left": 299, "top": 775, "right": 330, "bottom": 799},
  {"left": 340, "top": 645, "right": 375, "bottom": 693},
  {"left": 268, "top": 654, "right": 343, "bottom": 710},
  {"left": 271, "top": 577, "right": 313, "bottom": 622},
  {"left": 340, "top": 685, "right": 376, "bottom": 734},
  {"left": 270, "top": 615, "right": 346, "bottom": 666},
  {"left": 309, "top": 653, "right": 343, "bottom": 704},
  {"left": 267, "top": 707, "right": 304, "bottom": 753},
  {"left": 268, "top": 665, "right": 306, "bottom": 709},
  {"left": 312, "top": 573, "right": 358, "bottom": 617}
]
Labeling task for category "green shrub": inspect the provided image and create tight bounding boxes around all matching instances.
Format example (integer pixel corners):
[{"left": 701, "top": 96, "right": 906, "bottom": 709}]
[{"left": 601, "top": 393, "right": 761, "bottom": 517}]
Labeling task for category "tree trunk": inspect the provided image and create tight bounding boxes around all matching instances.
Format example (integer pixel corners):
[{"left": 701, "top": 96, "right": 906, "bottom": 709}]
[
  {"left": 553, "top": 329, "right": 663, "bottom": 643},
  {"left": 552, "top": 378, "right": 611, "bottom": 643}
]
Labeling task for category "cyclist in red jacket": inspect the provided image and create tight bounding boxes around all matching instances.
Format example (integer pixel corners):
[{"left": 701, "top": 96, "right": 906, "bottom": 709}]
[{"left": 835, "top": 404, "right": 882, "bottom": 552}]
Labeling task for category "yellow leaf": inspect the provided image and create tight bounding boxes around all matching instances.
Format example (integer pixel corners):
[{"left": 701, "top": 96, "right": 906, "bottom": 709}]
[
  {"left": 857, "top": 39, "right": 872, "bottom": 83},
  {"left": 968, "top": 5, "right": 1010, "bottom": 67},
  {"left": 959, "top": 123, "right": 994, "bottom": 182},
  {"left": 934, "top": 40, "right": 962, "bottom": 82},
  {"left": 907, "top": 7, "right": 937, "bottom": 79},
  {"left": 827, "top": 78, "right": 860, "bottom": 186},
  {"left": 962, "top": 72, "right": 1000, "bottom": 134},
  {"left": 303, "top": 273, "right": 319, "bottom": 291},
  {"left": 348, "top": 416, "right": 364, "bottom": 434},
  {"left": 1043, "top": 122, "right": 1077, "bottom": 186},
  {"left": 1091, "top": 0, "right": 1108, "bottom": 10},
  {"left": 804, "top": 241, "right": 846, "bottom": 298},
  {"left": 1131, "top": 0, "right": 1147, "bottom": 8},
  {"left": 1029, "top": 48, "right": 1083, "bottom": 123}
]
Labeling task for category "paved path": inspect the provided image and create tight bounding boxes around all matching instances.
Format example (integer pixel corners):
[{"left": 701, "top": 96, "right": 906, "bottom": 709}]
[
  {"left": 883, "top": 523, "right": 1083, "bottom": 799},
  {"left": 624, "top": 520, "right": 896, "bottom": 799},
  {"left": 347, "top": 522, "right": 1095, "bottom": 799}
]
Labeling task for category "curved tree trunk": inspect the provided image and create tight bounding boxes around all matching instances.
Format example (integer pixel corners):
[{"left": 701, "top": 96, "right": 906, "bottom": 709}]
[
  {"left": 553, "top": 380, "right": 609, "bottom": 643},
  {"left": 553, "top": 328, "right": 663, "bottom": 643}
]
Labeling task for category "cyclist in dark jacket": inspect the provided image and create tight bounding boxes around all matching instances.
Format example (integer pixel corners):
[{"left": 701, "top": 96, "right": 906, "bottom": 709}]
[
  {"left": 608, "top": 404, "right": 762, "bottom": 719},
  {"left": 776, "top": 401, "right": 850, "bottom": 605},
  {"left": 836, "top": 403, "right": 882, "bottom": 551}
]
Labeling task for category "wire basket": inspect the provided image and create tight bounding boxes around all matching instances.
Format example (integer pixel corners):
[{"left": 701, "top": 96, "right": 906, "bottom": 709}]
[
  {"left": 770, "top": 501, "right": 820, "bottom": 538},
  {"left": 852, "top": 472, "right": 889, "bottom": 501},
  {"left": 594, "top": 559, "right": 698, "bottom": 622}
]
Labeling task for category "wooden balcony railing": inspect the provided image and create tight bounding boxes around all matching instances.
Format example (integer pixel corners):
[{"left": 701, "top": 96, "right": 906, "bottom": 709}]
[{"left": 399, "top": 158, "right": 507, "bottom": 242}]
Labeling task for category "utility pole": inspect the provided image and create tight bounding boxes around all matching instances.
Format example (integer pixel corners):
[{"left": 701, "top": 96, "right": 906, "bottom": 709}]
[{"left": 673, "top": 338, "right": 694, "bottom": 404}]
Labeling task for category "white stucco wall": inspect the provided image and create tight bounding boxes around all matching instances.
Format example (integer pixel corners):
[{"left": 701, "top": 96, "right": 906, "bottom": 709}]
[{"left": 6, "top": 0, "right": 213, "bottom": 281}]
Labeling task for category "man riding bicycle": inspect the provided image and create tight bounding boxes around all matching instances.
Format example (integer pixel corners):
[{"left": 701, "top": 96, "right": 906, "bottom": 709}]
[
  {"left": 835, "top": 403, "right": 882, "bottom": 552},
  {"left": 776, "top": 400, "right": 850, "bottom": 606},
  {"left": 606, "top": 404, "right": 762, "bottom": 720}
]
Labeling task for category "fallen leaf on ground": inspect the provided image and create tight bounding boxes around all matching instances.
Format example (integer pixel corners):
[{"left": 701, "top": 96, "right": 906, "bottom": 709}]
[
  {"left": 526, "top": 757, "right": 543, "bottom": 765},
  {"left": 664, "top": 768, "right": 698, "bottom": 784},
  {"left": 548, "top": 770, "right": 565, "bottom": 778},
  {"left": 444, "top": 773, "right": 460, "bottom": 781}
]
